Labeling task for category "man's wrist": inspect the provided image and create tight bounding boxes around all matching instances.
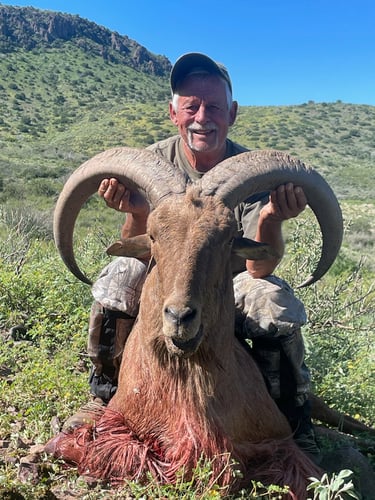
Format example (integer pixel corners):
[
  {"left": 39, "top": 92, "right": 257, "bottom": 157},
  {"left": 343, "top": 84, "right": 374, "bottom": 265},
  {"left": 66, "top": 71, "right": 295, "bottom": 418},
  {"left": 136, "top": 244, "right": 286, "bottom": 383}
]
[{"left": 258, "top": 209, "right": 284, "bottom": 226}]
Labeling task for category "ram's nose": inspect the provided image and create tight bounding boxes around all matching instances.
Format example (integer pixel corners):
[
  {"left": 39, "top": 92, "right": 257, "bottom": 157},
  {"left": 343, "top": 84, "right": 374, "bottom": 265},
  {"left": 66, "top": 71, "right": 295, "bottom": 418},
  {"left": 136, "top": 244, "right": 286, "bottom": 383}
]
[{"left": 163, "top": 306, "right": 197, "bottom": 326}]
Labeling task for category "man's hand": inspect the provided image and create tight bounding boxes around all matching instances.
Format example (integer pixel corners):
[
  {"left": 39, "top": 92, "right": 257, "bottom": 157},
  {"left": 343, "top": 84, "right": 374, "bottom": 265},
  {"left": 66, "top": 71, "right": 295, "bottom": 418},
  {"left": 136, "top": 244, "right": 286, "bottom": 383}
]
[
  {"left": 98, "top": 178, "right": 149, "bottom": 216},
  {"left": 262, "top": 183, "right": 307, "bottom": 222}
]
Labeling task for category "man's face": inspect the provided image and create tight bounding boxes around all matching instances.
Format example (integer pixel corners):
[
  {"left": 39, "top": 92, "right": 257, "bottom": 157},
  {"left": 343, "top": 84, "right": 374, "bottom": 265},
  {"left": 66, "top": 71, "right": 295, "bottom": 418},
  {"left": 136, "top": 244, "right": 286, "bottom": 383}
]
[{"left": 169, "top": 74, "right": 237, "bottom": 156}]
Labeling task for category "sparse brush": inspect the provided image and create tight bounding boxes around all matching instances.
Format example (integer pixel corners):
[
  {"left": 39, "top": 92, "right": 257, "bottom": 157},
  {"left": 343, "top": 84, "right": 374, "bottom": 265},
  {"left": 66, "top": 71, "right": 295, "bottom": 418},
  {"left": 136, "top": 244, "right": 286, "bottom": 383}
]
[{"left": 0, "top": 201, "right": 373, "bottom": 497}]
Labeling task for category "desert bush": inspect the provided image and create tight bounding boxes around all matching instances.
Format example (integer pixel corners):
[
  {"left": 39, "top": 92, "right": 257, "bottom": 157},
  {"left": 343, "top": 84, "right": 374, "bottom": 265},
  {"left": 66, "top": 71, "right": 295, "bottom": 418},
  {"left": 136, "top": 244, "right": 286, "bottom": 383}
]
[
  {"left": 280, "top": 211, "right": 375, "bottom": 424},
  {"left": 0, "top": 206, "right": 53, "bottom": 276},
  {"left": 0, "top": 205, "right": 372, "bottom": 497}
]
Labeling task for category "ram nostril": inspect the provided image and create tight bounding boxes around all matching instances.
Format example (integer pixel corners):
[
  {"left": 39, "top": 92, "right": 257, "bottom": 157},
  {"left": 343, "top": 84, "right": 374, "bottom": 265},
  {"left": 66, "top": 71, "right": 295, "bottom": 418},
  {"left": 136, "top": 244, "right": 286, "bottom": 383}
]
[{"left": 164, "top": 306, "right": 197, "bottom": 325}]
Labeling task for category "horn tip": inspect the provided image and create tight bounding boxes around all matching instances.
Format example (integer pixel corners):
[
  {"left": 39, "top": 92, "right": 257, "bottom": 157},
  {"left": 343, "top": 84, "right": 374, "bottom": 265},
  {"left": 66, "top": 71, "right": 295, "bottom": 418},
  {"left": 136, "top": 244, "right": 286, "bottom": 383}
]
[{"left": 296, "top": 275, "right": 317, "bottom": 288}]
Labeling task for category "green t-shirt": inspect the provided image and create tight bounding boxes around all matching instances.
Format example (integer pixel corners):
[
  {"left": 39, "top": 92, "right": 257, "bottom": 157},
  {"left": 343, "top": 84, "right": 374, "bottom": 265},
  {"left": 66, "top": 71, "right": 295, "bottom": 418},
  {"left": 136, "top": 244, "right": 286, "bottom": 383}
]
[{"left": 148, "top": 135, "right": 269, "bottom": 274}]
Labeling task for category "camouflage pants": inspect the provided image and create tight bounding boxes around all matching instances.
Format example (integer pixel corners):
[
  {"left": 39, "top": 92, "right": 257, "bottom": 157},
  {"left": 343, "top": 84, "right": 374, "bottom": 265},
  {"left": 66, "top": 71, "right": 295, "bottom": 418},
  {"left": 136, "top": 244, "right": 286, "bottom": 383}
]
[
  {"left": 87, "top": 257, "right": 147, "bottom": 402},
  {"left": 88, "top": 257, "right": 310, "bottom": 407},
  {"left": 233, "top": 272, "right": 310, "bottom": 408}
]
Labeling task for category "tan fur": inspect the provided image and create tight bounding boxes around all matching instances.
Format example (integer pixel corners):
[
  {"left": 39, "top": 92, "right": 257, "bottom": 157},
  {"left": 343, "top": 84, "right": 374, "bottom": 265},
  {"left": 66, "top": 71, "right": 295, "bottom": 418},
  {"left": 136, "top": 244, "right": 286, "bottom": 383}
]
[{"left": 48, "top": 187, "right": 321, "bottom": 497}]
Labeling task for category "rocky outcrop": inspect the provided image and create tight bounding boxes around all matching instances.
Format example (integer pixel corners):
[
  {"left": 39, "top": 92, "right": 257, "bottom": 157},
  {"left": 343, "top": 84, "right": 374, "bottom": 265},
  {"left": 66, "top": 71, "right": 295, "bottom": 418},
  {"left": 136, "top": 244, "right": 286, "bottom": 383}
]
[{"left": 0, "top": 5, "right": 171, "bottom": 77}]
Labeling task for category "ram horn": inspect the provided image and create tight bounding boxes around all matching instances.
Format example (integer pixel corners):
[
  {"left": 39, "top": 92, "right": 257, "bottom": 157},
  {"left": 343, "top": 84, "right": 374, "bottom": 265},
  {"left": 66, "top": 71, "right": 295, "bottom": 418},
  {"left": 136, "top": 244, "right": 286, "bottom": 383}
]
[
  {"left": 199, "top": 149, "right": 343, "bottom": 287},
  {"left": 54, "top": 147, "right": 187, "bottom": 285}
]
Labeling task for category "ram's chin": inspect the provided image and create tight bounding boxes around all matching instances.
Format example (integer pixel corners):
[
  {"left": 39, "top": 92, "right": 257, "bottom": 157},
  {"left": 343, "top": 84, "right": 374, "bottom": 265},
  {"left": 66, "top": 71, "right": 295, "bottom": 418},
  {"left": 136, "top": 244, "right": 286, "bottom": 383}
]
[
  {"left": 165, "top": 328, "right": 203, "bottom": 358},
  {"left": 151, "top": 328, "right": 203, "bottom": 361}
]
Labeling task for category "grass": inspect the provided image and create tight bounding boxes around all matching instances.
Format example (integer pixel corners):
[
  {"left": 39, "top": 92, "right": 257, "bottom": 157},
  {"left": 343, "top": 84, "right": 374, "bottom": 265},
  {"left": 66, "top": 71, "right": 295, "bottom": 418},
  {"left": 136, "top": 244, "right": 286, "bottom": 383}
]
[
  {"left": 0, "top": 6, "right": 374, "bottom": 496},
  {"left": 0, "top": 202, "right": 374, "bottom": 498}
]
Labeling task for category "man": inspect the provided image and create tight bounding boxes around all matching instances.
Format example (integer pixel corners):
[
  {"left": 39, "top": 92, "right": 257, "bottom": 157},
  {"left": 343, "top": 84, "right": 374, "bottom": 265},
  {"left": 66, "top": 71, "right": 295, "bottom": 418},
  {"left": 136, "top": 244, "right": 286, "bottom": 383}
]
[{"left": 66, "top": 53, "right": 320, "bottom": 462}]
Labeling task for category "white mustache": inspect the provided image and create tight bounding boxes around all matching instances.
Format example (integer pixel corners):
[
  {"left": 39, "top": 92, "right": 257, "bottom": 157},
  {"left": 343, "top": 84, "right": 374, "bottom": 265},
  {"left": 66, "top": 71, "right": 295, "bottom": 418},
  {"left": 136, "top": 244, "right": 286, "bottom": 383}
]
[{"left": 188, "top": 123, "right": 218, "bottom": 133}]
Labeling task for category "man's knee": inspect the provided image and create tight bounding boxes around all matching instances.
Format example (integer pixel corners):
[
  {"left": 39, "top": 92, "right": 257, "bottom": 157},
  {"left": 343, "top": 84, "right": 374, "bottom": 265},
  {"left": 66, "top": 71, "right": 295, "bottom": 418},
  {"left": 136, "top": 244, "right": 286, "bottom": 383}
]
[
  {"left": 233, "top": 272, "right": 310, "bottom": 405},
  {"left": 87, "top": 257, "right": 147, "bottom": 401},
  {"left": 92, "top": 256, "right": 147, "bottom": 313},
  {"left": 233, "top": 272, "right": 306, "bottom": 338}
]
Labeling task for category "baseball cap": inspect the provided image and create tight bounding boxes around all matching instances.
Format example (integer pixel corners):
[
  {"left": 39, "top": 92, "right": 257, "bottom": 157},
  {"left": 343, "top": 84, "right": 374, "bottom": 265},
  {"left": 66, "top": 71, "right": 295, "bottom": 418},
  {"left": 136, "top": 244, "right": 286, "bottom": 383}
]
[{"left": 170, "top": 52, "right": 232, "bottom": 95}]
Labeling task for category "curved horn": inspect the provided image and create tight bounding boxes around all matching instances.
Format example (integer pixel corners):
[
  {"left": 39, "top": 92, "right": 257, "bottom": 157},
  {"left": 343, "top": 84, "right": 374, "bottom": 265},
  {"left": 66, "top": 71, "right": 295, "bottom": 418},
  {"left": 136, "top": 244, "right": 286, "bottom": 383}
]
[
  {"left": 54, "top": 147, "right": 187, "bottom": 285},
  {"left": 200, "top": 150, "right": 343, "bottom": 287}
]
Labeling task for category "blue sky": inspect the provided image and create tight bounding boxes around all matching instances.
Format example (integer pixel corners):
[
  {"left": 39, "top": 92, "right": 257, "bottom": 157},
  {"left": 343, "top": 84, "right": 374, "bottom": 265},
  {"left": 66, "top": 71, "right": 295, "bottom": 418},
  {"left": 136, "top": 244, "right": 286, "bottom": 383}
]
[{"left": 3, "top": 0, "right": 375, "bottom": 106}]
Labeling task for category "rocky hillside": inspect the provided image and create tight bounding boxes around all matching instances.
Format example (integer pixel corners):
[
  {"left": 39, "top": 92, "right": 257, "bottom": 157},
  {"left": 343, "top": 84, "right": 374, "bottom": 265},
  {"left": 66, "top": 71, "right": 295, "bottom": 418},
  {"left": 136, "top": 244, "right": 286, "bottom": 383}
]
[
  {"left": 0, "top": 4, "right": 170, "bottom": 75},
  {"left": 0, "top": 4, "right": 374, "bottom": 207}
]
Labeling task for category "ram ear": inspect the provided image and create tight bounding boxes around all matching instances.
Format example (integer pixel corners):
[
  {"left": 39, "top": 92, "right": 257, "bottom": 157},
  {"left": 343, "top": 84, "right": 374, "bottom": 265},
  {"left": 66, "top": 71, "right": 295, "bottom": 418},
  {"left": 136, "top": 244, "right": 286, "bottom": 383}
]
[
  {"left": 106, "top": 234, "right": 151, "bottom": 258},
  {"left": 232, "top": 237, "right": 281, "bottom": 260}
]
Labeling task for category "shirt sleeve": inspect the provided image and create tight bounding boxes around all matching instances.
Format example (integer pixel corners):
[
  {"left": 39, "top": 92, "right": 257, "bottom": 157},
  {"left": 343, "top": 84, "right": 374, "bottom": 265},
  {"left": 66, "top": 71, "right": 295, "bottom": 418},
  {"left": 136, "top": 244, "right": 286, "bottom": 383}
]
[{"left": 237, "top": 192, "right": 270, "bottom": 240}]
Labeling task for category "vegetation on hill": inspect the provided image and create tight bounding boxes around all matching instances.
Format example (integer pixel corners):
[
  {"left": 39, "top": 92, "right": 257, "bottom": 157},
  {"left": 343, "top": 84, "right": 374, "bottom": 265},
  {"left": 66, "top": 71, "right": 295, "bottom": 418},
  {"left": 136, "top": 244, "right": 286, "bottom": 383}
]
[
  {"left": 234, "top": 103, "right": 375, "bottom": 200},
  {"left": 0, "top": 5, "right": 374, "bottom": 207},
  {"left": 0, "top": 4, "right": 170, "bottom": 74},
  {"left": 0, "top": 4, "right": 374, "bottom": 498}
]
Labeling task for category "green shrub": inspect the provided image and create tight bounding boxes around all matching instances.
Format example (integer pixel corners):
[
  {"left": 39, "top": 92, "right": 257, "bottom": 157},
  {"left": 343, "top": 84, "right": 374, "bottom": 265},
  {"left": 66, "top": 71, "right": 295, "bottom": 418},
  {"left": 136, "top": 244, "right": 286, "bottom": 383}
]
[
  {"left": 279, "top": 211, "right": 375, "bottom": 424},
  {"left": 0, "top": 200, "right": 373, "bottom": 497}
]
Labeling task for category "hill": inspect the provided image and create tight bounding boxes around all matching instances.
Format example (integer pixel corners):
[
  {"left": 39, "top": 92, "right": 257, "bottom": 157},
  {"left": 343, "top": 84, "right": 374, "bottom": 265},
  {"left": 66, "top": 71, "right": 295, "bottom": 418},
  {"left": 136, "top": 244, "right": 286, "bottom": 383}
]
[
  {"left": 0, "top": 7, "right": 374, "bottom": 497},
  {"left": 0, "top": 4, "right": 374, "bottom": 207},
  {"left": 0, "top": 4, "right": 170, "bottom": 74}
]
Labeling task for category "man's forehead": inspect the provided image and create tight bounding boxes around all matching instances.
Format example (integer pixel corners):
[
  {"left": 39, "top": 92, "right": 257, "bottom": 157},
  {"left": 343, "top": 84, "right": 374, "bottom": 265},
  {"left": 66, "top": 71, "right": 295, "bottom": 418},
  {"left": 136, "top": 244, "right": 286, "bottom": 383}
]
[{"left": 177, "top": 72, "right": 228, "bottom": 95}]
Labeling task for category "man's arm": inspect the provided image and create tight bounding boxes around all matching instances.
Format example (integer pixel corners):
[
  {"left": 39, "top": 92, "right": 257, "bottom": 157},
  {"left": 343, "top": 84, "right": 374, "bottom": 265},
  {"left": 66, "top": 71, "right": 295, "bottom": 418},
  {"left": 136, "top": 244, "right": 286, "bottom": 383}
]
[{"left": 246, "top": 183, "right": 307, "bottom": 278}]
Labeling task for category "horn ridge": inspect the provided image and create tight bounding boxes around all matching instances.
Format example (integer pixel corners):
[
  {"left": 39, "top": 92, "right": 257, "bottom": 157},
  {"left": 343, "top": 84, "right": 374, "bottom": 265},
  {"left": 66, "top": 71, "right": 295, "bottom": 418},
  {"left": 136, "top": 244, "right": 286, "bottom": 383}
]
[
  {"left": 200, "top": 149, "right": 343, "bottom": 287},
  {"left": 54, "top": 146, "right": 187, "bottom": 284}
]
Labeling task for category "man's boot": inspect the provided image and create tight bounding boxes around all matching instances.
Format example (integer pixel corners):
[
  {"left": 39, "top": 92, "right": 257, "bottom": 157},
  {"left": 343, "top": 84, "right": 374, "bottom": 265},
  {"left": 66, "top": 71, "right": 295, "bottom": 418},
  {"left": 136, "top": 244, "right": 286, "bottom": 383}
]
[{"left": 61, "top": 302, "right": 135, "bottom": 432}]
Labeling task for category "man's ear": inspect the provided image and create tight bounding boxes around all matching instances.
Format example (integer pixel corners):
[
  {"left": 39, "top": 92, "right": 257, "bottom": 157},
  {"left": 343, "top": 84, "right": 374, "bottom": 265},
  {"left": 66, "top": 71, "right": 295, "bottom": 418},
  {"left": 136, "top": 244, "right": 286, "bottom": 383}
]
[
  {"left": 229, "top": 100, "right": 238, "bottom": 126},
  {"left": 169, "top": 101, "right": 178, "bottom": 126}
]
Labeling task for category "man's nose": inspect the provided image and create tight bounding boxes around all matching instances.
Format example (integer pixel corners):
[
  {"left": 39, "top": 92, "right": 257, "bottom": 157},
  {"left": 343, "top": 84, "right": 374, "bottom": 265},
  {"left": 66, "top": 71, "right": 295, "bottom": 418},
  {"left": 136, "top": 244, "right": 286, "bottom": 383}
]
[{"left": 195, "top": 104, "right": 208, "bottom": 123}]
